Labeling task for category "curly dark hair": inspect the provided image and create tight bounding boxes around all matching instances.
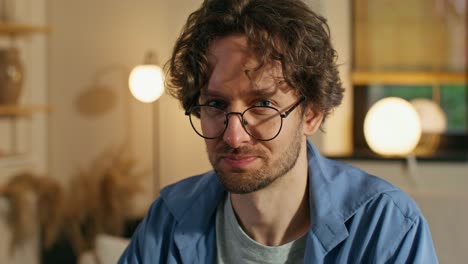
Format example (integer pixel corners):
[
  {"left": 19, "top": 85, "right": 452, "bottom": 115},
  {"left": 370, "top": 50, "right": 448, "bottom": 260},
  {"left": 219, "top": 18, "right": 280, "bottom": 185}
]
[{"left": 165, "top": 0, "right": 344, "bottom": 126}]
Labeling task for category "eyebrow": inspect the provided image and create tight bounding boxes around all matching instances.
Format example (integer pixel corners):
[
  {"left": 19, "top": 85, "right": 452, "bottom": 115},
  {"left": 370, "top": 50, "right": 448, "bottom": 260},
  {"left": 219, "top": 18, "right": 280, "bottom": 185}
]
[
  {"left": 250, "top": 88, "right": 277, "bottom": 98},
  {"left": 200, "top": 87, "right": 278, "bottom": 99},
  {"left": 199, "top": 89, "right": 224, "bottom": 98}
]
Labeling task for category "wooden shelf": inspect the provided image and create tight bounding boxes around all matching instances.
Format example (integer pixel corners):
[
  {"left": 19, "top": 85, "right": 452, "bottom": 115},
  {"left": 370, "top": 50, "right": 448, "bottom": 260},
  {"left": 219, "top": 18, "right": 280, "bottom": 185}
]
[
  {"left": 0, "top": 155, "right": 30, "bottom": 167},
  {"left": 0, "top": 22, "right": 49, "bottom": 35},
  {"left": 0, "top": 105, "right": 52, "bottom": 117},
  {"left": 352, "top": 71, "right": 467, "bottom": 85}
]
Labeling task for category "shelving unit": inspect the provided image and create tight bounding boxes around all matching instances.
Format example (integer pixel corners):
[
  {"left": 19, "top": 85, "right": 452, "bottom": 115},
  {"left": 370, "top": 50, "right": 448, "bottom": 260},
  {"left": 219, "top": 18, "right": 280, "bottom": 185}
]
[
  {"left": 0, "top": 22, "right": 49, "bottom": 162},
  {"left": 0, "top": 105, "right": 51, "bottom": 117},
  {"left": 0, "top": 22, "right": 49, "bottom": 35}
]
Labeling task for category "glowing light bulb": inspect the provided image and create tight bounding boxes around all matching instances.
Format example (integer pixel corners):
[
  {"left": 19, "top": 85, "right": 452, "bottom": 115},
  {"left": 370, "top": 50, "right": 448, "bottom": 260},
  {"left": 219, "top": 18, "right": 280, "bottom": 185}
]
[
  {"left": 128, "top": 64, "right": 164, "bottom": 103},
  {"left": 364, "top": 97, "right": 422, "bottom": 156}
]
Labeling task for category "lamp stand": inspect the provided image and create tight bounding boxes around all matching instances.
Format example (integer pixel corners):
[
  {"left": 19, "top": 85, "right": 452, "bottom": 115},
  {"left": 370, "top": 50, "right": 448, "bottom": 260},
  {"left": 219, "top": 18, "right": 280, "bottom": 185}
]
[{"left": 405, "top": 154, "right": 419, "bottom": 189}]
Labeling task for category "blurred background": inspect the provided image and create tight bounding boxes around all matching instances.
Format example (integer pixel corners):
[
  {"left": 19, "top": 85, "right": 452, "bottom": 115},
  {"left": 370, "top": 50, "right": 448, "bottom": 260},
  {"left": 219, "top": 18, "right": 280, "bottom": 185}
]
[{"left": 0, "top": 0, "right": 466, "bottom": 263}]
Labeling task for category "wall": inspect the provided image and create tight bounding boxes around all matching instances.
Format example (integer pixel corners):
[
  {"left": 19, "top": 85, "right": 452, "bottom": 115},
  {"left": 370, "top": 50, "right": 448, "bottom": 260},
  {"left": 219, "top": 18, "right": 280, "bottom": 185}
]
[
  {"left": 48, "top": 0, "right": 174, "bottom": 216},
  {"left": 156, "top": 0, "right": 212, "bottom": 188},
  {"left": 320, "top": 0, "right": 353, "bottom": 156}
]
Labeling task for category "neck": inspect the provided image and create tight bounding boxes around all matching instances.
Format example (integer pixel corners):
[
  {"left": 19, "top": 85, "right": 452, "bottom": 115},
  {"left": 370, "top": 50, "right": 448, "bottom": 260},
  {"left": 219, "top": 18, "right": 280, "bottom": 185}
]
[{"left": 229, "top": 143, "right": 310, "bottom": 246}]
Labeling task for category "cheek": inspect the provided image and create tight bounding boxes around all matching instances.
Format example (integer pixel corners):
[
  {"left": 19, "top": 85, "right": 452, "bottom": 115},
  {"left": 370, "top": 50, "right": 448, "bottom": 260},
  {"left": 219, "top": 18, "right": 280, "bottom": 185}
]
[
  {"left": 204, "top": 139, "right": 218, "bottom": 153},
  {"left": 281, "top": 116, "right": 303, "bottom": 136}
]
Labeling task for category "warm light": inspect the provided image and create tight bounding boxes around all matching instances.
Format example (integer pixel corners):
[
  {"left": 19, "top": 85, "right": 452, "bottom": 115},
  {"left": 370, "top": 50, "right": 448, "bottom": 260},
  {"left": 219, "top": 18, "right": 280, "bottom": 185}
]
[
  {"left": 128, "top": 64, "right": 164, "bottom": 103},
  {"left": 410, "top": 98, "right": 447, "bottom": 133},
  {"left": 364, "top": 97, "right": 422, "bottom": 156},
  {"left": 410, "top": 98, "right": 447, "bottom": 156}
]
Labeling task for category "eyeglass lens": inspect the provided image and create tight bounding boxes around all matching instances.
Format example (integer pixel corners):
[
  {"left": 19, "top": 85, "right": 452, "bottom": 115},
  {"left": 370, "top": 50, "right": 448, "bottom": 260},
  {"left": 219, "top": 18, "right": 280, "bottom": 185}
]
[{"left": 189, "top": 106, "right": 282, "bottom": 140}]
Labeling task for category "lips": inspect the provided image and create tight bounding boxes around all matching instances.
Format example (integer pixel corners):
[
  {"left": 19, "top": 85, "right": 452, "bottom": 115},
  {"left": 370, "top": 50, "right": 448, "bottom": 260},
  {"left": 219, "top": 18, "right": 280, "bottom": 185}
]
[
  {"left": 220, "top": 154, "right": 258, "bottom": 168},
  {"left": 214, "top": 144, "right": 265, "bottom": 170}
]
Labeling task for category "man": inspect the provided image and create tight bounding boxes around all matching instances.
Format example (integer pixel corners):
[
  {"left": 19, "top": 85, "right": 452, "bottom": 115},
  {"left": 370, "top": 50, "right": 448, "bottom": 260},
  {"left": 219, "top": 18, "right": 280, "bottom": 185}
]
[{"left": 119, "top": 0, "right": 438, "bottom": 263}]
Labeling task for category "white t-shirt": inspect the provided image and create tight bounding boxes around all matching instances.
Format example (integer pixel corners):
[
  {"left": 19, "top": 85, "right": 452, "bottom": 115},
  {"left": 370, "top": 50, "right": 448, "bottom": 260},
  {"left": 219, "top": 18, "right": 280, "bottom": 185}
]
[{"left": 216, "top": 194, "right": 307, "bottom": 263}]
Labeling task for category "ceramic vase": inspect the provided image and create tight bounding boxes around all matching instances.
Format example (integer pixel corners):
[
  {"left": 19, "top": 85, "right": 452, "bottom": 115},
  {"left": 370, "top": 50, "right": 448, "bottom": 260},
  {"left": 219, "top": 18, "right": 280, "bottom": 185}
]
[{"left": 0, "top": 48, "right": 24, "bottom": 105}]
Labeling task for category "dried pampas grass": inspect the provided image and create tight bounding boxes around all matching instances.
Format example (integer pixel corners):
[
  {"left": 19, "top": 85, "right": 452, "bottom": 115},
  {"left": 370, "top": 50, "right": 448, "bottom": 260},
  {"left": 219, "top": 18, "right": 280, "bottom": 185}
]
[
  {"left": 65, "top": 146, "right": 143, "bottom": 255},
  {"left": 0, "top": 145, "right": 144, "bottom": 257},
  {"left": 0, "top": 172, "right": 64, "bottom": 253}
]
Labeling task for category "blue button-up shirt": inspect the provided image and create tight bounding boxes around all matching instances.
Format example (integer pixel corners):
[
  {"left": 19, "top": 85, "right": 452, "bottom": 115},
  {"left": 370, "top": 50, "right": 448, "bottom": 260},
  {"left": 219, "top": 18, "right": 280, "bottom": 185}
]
[{"left": 119, "top": 141, "right": 438, "bottom": 263}]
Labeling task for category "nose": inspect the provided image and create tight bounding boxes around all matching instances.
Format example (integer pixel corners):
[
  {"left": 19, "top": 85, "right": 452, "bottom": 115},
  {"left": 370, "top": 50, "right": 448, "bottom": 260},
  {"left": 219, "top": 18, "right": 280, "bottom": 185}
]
[{"left": 223, "top": 113, "right": 251, "bottom": 148}]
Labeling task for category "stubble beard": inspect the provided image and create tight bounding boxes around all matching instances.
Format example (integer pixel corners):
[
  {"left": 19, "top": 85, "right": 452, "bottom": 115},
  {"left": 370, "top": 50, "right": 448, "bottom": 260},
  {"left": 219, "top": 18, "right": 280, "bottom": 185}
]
[{"left": 208, "top": 128, "right": 303, "bottom": 194}]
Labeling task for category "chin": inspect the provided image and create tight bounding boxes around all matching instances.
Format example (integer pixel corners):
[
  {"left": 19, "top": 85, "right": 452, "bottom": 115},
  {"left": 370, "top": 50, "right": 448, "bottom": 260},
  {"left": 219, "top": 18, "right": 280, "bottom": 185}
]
[{"left": 216, "top": 169, "right": 277, "bottom": 194}]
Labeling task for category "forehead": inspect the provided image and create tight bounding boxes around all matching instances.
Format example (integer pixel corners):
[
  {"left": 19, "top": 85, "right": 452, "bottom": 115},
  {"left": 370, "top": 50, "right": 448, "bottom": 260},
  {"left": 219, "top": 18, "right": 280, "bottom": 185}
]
[
  {"left": 207, "top": 34, "right": 257, "bottom": 71},
  {"left": 205, "top": 34, "right": 288, "bottom": 96}
]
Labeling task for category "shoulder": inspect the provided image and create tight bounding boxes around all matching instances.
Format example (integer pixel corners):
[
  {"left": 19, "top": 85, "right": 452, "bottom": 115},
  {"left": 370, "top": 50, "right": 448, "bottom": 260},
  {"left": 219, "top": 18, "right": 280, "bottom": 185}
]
[
  {"left": 328, "top": 158, "right": 420, "bottom": 221},
  {"left": 119, "top": 171, "right": 224, "bottom": 263},
  {"left": 307, "top": 143, "right": 397, "bottom": 206},
  {"left": 357, "top": 188, "right": 422, "bottom": 227},
  {"left": 159, "top": 170, "right": 225, "bottom": 220},
  {"left": 320, "top": 158, "right": 401, "bottom": 218},
  {"left": 325, "top": 158, "right": 421, "bottom": 223},
  {"left": 160, "top": 170, "right": 219, "bottom": 197}
]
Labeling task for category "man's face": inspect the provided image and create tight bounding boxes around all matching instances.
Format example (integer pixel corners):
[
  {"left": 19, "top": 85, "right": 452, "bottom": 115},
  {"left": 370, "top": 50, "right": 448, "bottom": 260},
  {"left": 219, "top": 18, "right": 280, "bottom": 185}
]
[{"left": 202, "top": 34, "right": 307, "bottom": 194}]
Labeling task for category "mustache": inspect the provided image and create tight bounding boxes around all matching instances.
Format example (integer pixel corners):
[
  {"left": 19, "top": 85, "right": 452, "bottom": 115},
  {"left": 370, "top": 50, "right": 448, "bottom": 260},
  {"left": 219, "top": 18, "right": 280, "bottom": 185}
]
[{"left": 215, "top": 144, "right": 265, "bottom": 156}]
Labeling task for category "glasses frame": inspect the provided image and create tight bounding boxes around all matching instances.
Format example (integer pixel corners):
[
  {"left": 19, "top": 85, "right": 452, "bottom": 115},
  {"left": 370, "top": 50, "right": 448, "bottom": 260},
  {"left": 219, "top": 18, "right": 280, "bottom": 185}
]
[{"left": 185, "top": 96, "right": 305, "bottom": 141}]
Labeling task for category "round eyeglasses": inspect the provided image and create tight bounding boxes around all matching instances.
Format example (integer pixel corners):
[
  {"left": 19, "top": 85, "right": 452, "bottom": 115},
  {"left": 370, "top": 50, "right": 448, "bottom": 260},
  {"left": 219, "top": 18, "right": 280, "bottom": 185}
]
[{"left": 185, "top": 97, "right": 305, "bottom": 141}]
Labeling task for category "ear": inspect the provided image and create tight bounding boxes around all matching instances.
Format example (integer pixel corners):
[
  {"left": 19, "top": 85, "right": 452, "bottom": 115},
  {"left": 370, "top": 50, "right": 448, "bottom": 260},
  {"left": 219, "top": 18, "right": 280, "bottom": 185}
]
[{"left": 302, "top": 106, "right": 323, "bottom": 136}]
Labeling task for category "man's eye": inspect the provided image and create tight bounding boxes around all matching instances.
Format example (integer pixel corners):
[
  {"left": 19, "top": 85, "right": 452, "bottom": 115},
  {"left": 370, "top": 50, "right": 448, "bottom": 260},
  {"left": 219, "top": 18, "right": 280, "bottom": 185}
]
[
  {"left": 254, "top": 100, "right": 273, "bottom": 107},
  {"left": 204, "top": 100, "right": 226, "bottom": 109}
]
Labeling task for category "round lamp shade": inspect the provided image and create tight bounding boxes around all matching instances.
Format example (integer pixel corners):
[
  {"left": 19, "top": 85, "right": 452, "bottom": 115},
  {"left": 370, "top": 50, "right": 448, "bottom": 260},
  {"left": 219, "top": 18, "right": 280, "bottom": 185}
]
[
  {"left": 129, "top": 65, "right": 164, "bottom": 103},
  {"left": 364, "top": 97, "right": 422, "bottom": 156},
  {"left": 410, "top": 98, "right": 447, "bottom": 134}
]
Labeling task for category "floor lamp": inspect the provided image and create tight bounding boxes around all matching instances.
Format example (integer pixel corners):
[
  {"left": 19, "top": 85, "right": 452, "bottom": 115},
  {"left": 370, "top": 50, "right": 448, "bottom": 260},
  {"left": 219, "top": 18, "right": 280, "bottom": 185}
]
[{"left": 128, "top": 51, "right": 164, "bottom": 196}]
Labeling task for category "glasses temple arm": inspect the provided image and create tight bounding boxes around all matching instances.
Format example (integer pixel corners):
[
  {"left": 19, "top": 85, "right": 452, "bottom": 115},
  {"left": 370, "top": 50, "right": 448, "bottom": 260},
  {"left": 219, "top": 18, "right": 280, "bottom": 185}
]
[{"left": 281, "top": 96, "right": 305, "bottom": 117}]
